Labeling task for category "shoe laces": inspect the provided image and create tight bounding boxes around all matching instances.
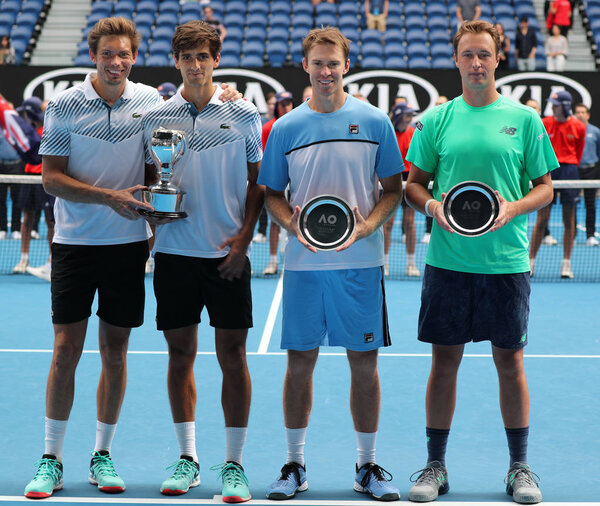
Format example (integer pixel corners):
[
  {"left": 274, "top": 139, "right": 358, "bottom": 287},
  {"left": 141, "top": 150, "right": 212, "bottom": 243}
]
[
  {"left": 166, "top": 458, "right": 197, "bottom": 479},
  {"left": 505, "top": 464, "right": 540, "bottom": 488},
  {"left": 33, "top": 458, "right": 61, "bottom": 481},
  {"left": 359, "top": 463, "right": 393, "bottom": 487},
  {"left": 91, "top": 452, "right": 118, "bottom": 477},
  {"left": 211, "top": 462, "right": 248, "bottom": 487},
  {"left": 410, "top": 463, "right": 446, "bottom": 486},
  {"left": 279, "top": 462, "right": 302, "bottom": 483}
]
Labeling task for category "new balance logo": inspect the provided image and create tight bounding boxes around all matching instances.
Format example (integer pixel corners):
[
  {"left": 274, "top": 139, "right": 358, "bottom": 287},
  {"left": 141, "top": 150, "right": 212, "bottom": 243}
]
[{"left": 499, "top": 126, "right": 517, "bottom": 135}]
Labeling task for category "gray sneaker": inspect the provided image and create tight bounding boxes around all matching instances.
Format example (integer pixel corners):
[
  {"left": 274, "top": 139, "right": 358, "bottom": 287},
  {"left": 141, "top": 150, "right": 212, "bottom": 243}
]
[
  {"left": 505, "top": 462, "right": 542, "bottom": 504},
  {"left": 408, "top": 461, "right": 449, "bottom": 502}
]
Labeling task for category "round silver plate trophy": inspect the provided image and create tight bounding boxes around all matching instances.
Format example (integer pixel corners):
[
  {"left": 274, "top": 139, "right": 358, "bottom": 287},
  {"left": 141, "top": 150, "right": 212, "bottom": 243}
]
[
  {"left": 140, "top": 128, "right": 187, "bottom": 219},
  {"left": 299, "top": 195, "right": 355, "bottom": 250},
  {"left": 443, "top": 181, "right": 500, "bottom": 237}
]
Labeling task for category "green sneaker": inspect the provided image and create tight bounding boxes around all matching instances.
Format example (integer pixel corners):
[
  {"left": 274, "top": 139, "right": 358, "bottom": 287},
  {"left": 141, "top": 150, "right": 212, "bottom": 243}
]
[
  {"left": 160, "top": 456, "right": 200, "bottom": 495},
  {"left": 211, "top": 462, "right": 251, "bottom": 503},
  {"left": 89, "top": 450, "right": 126, "bottom": 493},
  {"left": 24, "top": 455, "right": 64, "bottom": 499}
]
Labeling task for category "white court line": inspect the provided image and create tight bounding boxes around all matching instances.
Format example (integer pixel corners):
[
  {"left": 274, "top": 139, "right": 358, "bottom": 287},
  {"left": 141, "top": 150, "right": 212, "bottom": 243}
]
[
  {"left": 1, "top": 349, "right": 599, "bottom": 359},
  {"left": 257, "top": 273, "right": 284, "bottom": 355},
  {"left": 0, "top": 498, "right": 597, "bottom": 506}
]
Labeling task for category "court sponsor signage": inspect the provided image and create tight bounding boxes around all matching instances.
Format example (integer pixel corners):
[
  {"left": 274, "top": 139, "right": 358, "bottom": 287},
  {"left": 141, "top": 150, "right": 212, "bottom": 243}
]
[
  {"left": 23, "top": 67, "right": 92, "bottom": 102},
  {"left": 496, "top": 72, "right": 592, "bottom": 117}
]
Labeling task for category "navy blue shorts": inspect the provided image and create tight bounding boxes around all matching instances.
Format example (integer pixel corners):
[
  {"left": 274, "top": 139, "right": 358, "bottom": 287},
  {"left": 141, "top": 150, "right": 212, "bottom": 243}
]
[
  {"left": 418, "top": 265, "right": 530, "bottom": 349},
  {"left": 551, "top": 164, "right": 580, "bottom": 206}
]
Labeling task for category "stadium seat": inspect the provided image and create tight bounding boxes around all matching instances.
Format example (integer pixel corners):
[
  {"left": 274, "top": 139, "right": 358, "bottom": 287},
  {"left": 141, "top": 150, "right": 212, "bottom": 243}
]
[
  {"left": 271, "top": 1, "right": 291, "bottom": 16},
  {"left": 225, "top": 26, "right": 243, "bottom": 42},
  {"left": 181, "top": 3, "right": 201, "bottom": 16},
  {"left": 430, "top": 43, "right": 453, "bottom": 59},
  {"left": 339, "top": 15, "right": 359, "bottom": 30},
  {"left": 149, "top": 40, "right": 171, "bottom": 55},
  {"left": 432, "top": 57, "right": 455, "bottom": 69},
  {"left": 404, "top": 4, "right": 423, "bottom": 17},
  {"left": 73, "top": 54, "right": 94, "bottom": 66},
  {"left": 292, "top": 14, "right": 313, "bottom": 31},
  {"left": 493, "top": 5, "right": 515, "bottom": 18},
  {"left": 248, "top": 1, "right": 269, "bottom": 16},
  {"left": 91, "top": 3, "right": 113, "bottom": 17},
  {"left": 384, "top": 29, "right": 404, "bottom": 44},
  {"left": 156, "top": 13, "right": 178, "bottom": 27},
  {"left": 427, "top": 4, "right": 448, "bottom": 17},
  {"left": 315, "top": 14, "right": 337, "bottom": 27},
  {"left": 269, "top": 14, "right": 291, "bottom": 29},
  {"left": 341, "top": 27, "right": 359, "bottom": 43},
  {"left": 267, "top": 41, "right": 287, "bottom": 67},
  {"left": 136, "top": 40, "right": 148, "bottom": 55},
  {"left": 428, "top": 16, "right": 449, "bottom": 31},
  {"left": 225, "top": 1, "right": 247, "bottom": 14},
  {"left": 224, "top": 13, "right": 245, "bottom": 28},
  {"left": 178, "top": 13, "right": 199, "bottom": 25},
  {"left": 146, "top": 54, "right": 171, "bottom": 66},
  {"left": 219, "top": 54, "right": 240, "bottom": 67},
  {"left": 361, "top": 55, "right": 384, "bottom": 68},
  {"left": 133, "top": 13, "right": 154, "bottom": 27},
  {"left": 387, "top": 3, "right": 402, "bottom": 17},
  {"left": 152, "top": 26, "right": 174, "bottom": 41},
  {"left": 292, "top": 2, "right": 313, "bottom": 17},
  {"left": 11, "top": 26, "right": 33, "bottom": 43},
  {"left": 246, "top": 14, "right": 267, "bottom": 29},
  {"left": 407, "top": 42, "right": 429, "bottom": 58},
  {"left": 136, "top": 25, "right": 151, "bottom": 40},
  {"left": 496, "top": 17, "right": 517, "bottom": 32},
  {"left": 290, "top": 44, "right": 303, "bottom": 64},
  {"left": 291, "top": 27, "right": 307, "bottom": 42},
  {"left": 384, "top": 43, "right": 406, "bottom": 58},
  {"left": 267, "top": 27, "right": 289, "bottom": 43},
  {"left": 348, "top": 43, "right": 359, "bottom": 61},
  {"left": 361, "top": 41, "right": 383, "bottom": 57},
  {"left": 242, "top": 40, "right": 265, "bottom": 56},
  {"left": 158, "top": 1, "right": 179, "bottom": 14},
  {"left": 385, "top": 56, "right": 407, "bottom": 69},
  {"left": 136, "top": 1, "right": 158, "bottom": 15},
  {"left": 428, "top": 29, "right": 450, "bottom": 44},
  {"left": 360, "top": 29, "right": 383, "bottom": 44},
  {"left": 0, "top": 2, "right": 21, "bottom": 15},
  {"left": 408, "top": 56, "right": 431, "bottom": 68},
  {"left": 221, "top": 39, "right": 241, "bottom": 56},
  {"left": 406, "top": 29, "right": 427, "bottom": 43},
  {"left": 315, "top": 2, "right": 337, "bottom": 16},
  {"left": 386, "top": 16, "right": 403, "bottom": 30},
  {"left": 245, "top": 27, "right": 266, "bottom": 43},
  {"left": 338, "top": 3, "right": 358, "bottom": 16},
  {"left": 241, "top": 54, "right": 264, "bottom": 67},
  {"left": 86, "top": 13, "right": 106, "bottom": 27}
]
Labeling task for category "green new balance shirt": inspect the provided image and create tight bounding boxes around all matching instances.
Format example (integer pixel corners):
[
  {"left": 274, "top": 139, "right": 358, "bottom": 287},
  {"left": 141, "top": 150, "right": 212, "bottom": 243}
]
[{"left": 406, "top": 95, "right": 558, "bottom": 274}]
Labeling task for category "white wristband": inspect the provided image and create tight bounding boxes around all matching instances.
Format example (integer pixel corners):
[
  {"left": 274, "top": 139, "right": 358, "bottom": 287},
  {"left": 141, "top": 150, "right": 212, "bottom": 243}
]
[{"left": 424, "top": 199, "right": 436, "bottom": 217}]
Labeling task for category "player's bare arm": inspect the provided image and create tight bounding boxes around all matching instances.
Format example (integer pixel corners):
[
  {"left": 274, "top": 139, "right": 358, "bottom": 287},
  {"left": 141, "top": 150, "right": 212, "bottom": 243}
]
[
  {"left": 336, "top": 172, "right": 403, "bottom": 251},
  {"left": 265, "top": 187, "right": 317, "bottom": 253},
  {"left": 42, "top": 154, "right": 154, "bottom": 220},
  {"left": 406, "top": 164, "right": 453, "bottom": 233},
  {"left": 218, "top": 161, "right": 265, "bottom": 279},
  {"left": 490, "top": 172, "right": 553, "bottom": 232}
]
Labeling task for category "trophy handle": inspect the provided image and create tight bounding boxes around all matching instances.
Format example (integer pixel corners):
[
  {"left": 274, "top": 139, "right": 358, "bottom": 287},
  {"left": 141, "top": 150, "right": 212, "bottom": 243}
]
[{"left": 171, "top": 134, "right": 186, "bottom": 165}]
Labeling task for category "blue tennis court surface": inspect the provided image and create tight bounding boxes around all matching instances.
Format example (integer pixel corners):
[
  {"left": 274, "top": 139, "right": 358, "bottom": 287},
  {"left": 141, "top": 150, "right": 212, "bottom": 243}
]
[{"left": 0, "top": 275, "right": 598, "bottom": 505}]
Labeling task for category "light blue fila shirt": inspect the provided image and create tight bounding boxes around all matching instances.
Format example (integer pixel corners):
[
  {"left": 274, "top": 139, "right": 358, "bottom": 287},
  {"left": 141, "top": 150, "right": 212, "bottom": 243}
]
[
  {"left": 39, "top": 73, "right": 160, "bottom": 245},
  {"left": 142, "top": 86, "right": 262, "bottom": 258},
  {"left": 258, "top": 94, "right": 404, "bottom": 271}
]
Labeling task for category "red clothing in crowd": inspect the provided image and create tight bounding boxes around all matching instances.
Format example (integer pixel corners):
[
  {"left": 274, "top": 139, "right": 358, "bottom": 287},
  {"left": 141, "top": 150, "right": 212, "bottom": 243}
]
[
  {"left": 262, "top": 117, "right": 276, "bottom": 151},
  {"left": 547, "top": 0, "right": 571, "bottom": 30},
  {"left": 24, "top": 125, "right": 43, "bottom": 174},
  {"left": 395, "top": 126, "right": 415, "bottom": 171},
  {"left": 542, "top": 115, "right": 586, "bottom": 165}
]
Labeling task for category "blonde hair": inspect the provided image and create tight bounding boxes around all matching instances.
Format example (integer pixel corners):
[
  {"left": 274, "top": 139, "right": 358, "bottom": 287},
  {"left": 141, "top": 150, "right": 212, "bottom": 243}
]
[
  {"left": 302, "top": 27, "right": 350, "bottom": 61},
  {"left": 453, "top": 20, "right": 500, "bottom": 57},
  {"left": 88, "top": 17, "right": 140, "bottom": 55}
]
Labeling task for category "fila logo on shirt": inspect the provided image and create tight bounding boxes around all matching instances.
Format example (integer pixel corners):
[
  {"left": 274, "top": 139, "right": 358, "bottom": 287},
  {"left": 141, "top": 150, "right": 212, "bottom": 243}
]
[
  {"left": 499, "top": 126, "right": 517, "bottom": 136},
  {"left": 349, "top": 124, "right": 359, "bottom": 134}
]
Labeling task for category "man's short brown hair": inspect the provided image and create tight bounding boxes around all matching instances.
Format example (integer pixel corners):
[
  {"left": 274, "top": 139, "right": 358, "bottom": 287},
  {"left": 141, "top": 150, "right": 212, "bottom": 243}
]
[
  {"left": 88, "top": 16, "right": 140, "bottom": 55},
  {"left": 172, "top": 20, "right": 221, "bottom": 59},
  {"left": 453, "top": 20, "right": 500, "bottom": 57},
  {"left": 574, "top": 102, "right": 589, "bottom": 113},
  {"left": 302, "top": 27, "right": 350, "bottom": 61}
]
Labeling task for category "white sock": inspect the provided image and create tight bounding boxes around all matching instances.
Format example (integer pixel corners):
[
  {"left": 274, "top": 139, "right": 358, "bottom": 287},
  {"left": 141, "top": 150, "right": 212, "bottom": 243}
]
[
  {"left": 270, "top": 254, "right": 277, "bottom": 263},
  {"left": 94, "top": 421, "right": 117, "bottom": 453},
  {"left": 356, "top": 431, "right": 377, "bottom": 468},
  {"left": 174, "top": 421, "right": 198, "bottom": 462},
  {"left": 44, "top": 417, "right": 68, "bottom": 461},
  {"left": 20, "top": 252, "right": 29, "bottom": 262},
  {"left": 225, "top": 427, "right": 247, "bottom": 465},
  {"left": 407, "top": 253, "right": 416, "bottom": 265},
  {"left": 286, "top": 427, "right": 307, "bottom": 467}
]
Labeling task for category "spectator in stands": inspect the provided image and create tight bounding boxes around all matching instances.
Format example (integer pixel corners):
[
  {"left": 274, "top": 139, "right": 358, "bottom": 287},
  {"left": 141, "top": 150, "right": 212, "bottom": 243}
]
[
  {"left": 12, "top": 97, "right": 55, "bottom": 281},
  {"left": 312, "top": 0, "right": 335, "bottom": 5},
  {"left": 157, "top": 82, "right": 177, "bottom": 101},
  {"left": 547, "top": 0, "right": 572, "bottom": 36},
  {"left": 384, "top": 102, "right": 419, "bottom": 277},
  {"left": 530, "top": 91, "right": 586, "bottom": 279},
  {"left": 545, "top": 24, "right": 568, "bottom": 71},
  {"left": 0, "top": 35, "right": 16, "bottom": 65},
  {"left": 261, "top": 91, "right": 293, "bottom": 275},
  {"left": 495, "top": 23, "right": 511, "bottom": 70},
  {"left": 302, "top": 86, "right": 313, "bottom": 102},
  {"left": 456, "top": 0, "right": 481, "bottom": 26},
  {"left": 574, "top": 102, "right": 600, "bottom": 246},
  {"left": 261, "top": 91, "right": 276, "bottom": 126},
  {"left": 203, "top": 5, "right": 226, "bottom": 42},
  {"left": 365, "top": 0, "right": 389, "bottom": 33},
  {"left": 514, "top": 16, "right": 537, "bottom": 71},
  {"left": 0, "top": 95, "right": 22, "bottom": 240},
  {"left": 435, "top": 95, "right": 448, "bottom": 106}
]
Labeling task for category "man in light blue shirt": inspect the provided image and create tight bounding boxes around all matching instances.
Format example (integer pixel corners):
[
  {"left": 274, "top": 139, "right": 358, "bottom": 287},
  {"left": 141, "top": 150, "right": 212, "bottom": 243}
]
[{"left": 574, "top": 103, "right": 600, "bottom": 246}]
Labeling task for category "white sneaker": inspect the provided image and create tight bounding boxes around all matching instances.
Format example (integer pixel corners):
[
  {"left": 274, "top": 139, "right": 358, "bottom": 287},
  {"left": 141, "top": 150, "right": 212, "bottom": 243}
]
[
  {"left": 0, "top": 231, "right": 6, "bottom": 240},
  {"left": 12, "top": 230, "right": 21, "bottom": 240},
  {"left": 401, "top": 234, "right": 406, "bottom": 243},
  {"left": 31, "top": 230, "right": 40, "bottom": 240},
  {"left": 560, "top": 259, "right": 574, "bottom": 279},
  {"left": 542, "top": 234, "right": 558, "bottom": 245},
  {"left": 420, "top": 233, "right": 430, "bottom": 244},
  {"left": 263, "top": 260, "right": 278, "bottom": 275},
  {"left": 13, "top": 258, "right": 29, "bottom": 274},
  {"left": 145, "top": 257, "right": 154, "bottom": 274},
  {"left": 26, "top": 263, "right": 51, "bottom": 282},
  {"left": 252, "top": 232, "right": 267, "bottom": 243},
  {"left": 586, "top": 236, "right": 599, "bottom": 247},
  {"left": 384, "top": 263, "right": 389, "bottom": 276},
  {"left": 406, "top": 264, "right": 421, "bottom": 277}
]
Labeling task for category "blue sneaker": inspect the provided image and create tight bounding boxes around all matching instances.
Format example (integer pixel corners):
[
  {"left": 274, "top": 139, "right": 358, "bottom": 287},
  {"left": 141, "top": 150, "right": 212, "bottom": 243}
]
[
  {"left": 160, "top": 456, "right": 200, "bottom": 495},
  {"left": 266, "top": 462, "right": 308, "bottom": 500},
  {"left": 354, "top": 463, "right": 400, "bottom": 501},
  {"left": 408, "top": 461, "right": 449, "bottom": 502},
  {"left": 24, "top": 455, "right": 64, "bottom": 499},
  {"left": 89, "top": 451, "right": 126, "bottom": 493}
]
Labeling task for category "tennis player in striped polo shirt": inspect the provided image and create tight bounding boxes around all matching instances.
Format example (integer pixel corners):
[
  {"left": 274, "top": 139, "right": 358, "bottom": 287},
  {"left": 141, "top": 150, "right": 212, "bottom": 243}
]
[{"left": 141, "top": 21, "right": 263, "bottom": 502}]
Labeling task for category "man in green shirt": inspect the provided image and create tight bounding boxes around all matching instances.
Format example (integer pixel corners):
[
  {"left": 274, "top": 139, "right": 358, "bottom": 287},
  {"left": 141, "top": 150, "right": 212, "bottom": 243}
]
[{"left": 405, "top": 20, "right": 557, "bottom": 504}]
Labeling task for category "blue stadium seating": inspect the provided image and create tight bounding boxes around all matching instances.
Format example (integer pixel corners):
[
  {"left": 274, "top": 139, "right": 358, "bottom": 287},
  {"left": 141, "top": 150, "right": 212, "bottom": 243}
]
[
  {"left": 341, "top": 27, "right": 359, "bottom": 43},
  {"left": 432, "top": 57, "right": 454, "bottom": 69},
  {"left": 226, "top": 2, "right": 247, "bottom": 14},
  {"left": 178, "top": 13, "right": 199, "bottom": 25},
  {"left": 292, "top": 14, "right": 313, "bottom": 31},
  {"left": 430, "top": 43, "right": 453, "bottom": 59},
  {"left": 221, "top": 39, "right": 241, "bottom": 56},
  {"left": 427, "top": 4, "right": 448, "bottom": 17},
  {"left": 291, "top": 27, "right": 307, "bottom": 42},
  {"left": 158, "top": 1, "right": 179, "bottom": 15},
  {"left": 155, "top": 13, "right": 178, "bottom": 26},
  {"left": 248, "top": 1, "right": 269, "bottom": 16},
  {"left": 149, "top": 40, "right": 171, "bottom": 55},
  {"left": 384, "top": 29, "right": 404, "bottom": 45},
  {"left": 406, "top": 29, "right": 427, "bottom": 44},
  {"left": 15, "top": 12, "right": 38, "bottom": 29},
  {"left": 407, "top": 42, "right": 429, "bottom": 58},
  {"left": 384, "top": 43, "right": 406, "bottom": 58},
  {"left": 315, "top": 14, "right": 337, "bottom": 27},
  {"left": 267, "top": 27, "right": 289, "bottom": 43},
  {"left": 292, "top": 3, "right": 313, "bottom": 17},
  {"left": 1, "top": 2, "right": 21, "bottom": 15},
  {"left": 246, "top": 13, "right": 267, "bottom": 28},
  {"left": 181, "top": 3, "right": 201, "bottom": 16},
  {"left": 387, "top": 3, "right": 402, "bottom": 17},
  {"left": 386, "top": 16, "right": 403, "bottom": 30},
  {"left": 271, "top": 1, "right": 291, "bottom": 16},
  {"left": 224, "top": 13, "right": 245, "bottom": 28},
  {"left": 241, "top": 54, "right": 264, "bottom": 66},
  {"left": 360, "top": 29, "right": 382, "bottom": 44},
  {"left": 245, "top": 27, "right": 266, "bottom": 43},
  {"left": 73, "top": 54, "right": 94, "bottom": 66},
  {"left": 225, "top": 26, "right": 243, "bottom": 43},
  {"left": 405, "top": 16, "right": 426, "bottom": 30},
  {"left": 408, "top": 56, "right": 432, "bottom": 69},
  {"left": 146, "top": 54, "right": 170, "bottom": 66},
  {"left": 385, "top": 56, "right": 407, "bottom": 69},
  {"left": 404, "top": 4, "right": 423, "bottom": 17},
  {"left": 266, "top": 41, "right": 287, "bottom": 67},
  {"left": 428, "top": 16, "right": 449, "bottom": 31},
  {"left": 220, "top": 54, "right": 240, "bottom": 67},
  {"left": 133, "top": 13, "right": 154, "bottom": 27},
  {"left": 315, "top": 2, "right": 337, "bottom": 16},
  {"left": 494, "top": 5, "right": 515, "bottom": 18},
  {"left": 339, "top": 15, "right": 359, "bottom": 30},
  {"left": 134, "top": 53, "right": 145, "bottom": 65},
  {"left": 136, "top": 1, "right": 158, "bottom": 15},
  {"left": 153, "top": 26, "right": 174, "bottom": 41},
  {"left": 269, "top": 14, "right": 290, "bottom": 28},
  {"left": 338, "top": 3, "right": 358, "bottom": 16},
  {"left": 361, "top": 55, "right": 384, "bottom": 68},
  {"left": 361, "top": 41, "right": 383, "bottom": 57},
  {"left": 91, "top": 2, "right": 113, "bottom": 16},
  {"left": 242, "top": 40, "right": 265, "bottom": 56},
  {"left": 429, "top": 29, "right": 451, "bottom": 44}
]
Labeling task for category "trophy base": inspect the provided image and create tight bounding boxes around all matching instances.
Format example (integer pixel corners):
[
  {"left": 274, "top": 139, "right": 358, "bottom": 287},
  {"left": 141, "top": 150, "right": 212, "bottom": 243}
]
[{"left": 138, "top": 209, "right": 188, "bottom": 219}]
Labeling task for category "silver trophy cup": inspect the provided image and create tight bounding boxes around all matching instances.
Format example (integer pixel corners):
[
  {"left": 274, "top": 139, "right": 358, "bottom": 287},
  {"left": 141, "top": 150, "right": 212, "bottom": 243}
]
[{"left": 141, "top": 128, "right": 187, "bottom": 219}]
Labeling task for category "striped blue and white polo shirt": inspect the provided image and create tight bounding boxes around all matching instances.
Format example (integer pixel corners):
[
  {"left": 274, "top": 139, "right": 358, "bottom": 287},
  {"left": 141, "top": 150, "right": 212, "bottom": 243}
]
[
  {"left": 39, "top": 72, "right": 161, "bottom": 245},
  {"left": 142, "top": 86, "right": 262, "bottom": 258},
  {"left": 258, "top": 94, "right": 404, "bottom": 271}
]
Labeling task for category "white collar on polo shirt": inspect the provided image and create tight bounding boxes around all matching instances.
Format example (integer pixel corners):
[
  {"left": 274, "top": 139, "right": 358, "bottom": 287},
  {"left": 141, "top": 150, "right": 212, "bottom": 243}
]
[{"left": 81, "top": 72, "right": 134, "bottom": 103}]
